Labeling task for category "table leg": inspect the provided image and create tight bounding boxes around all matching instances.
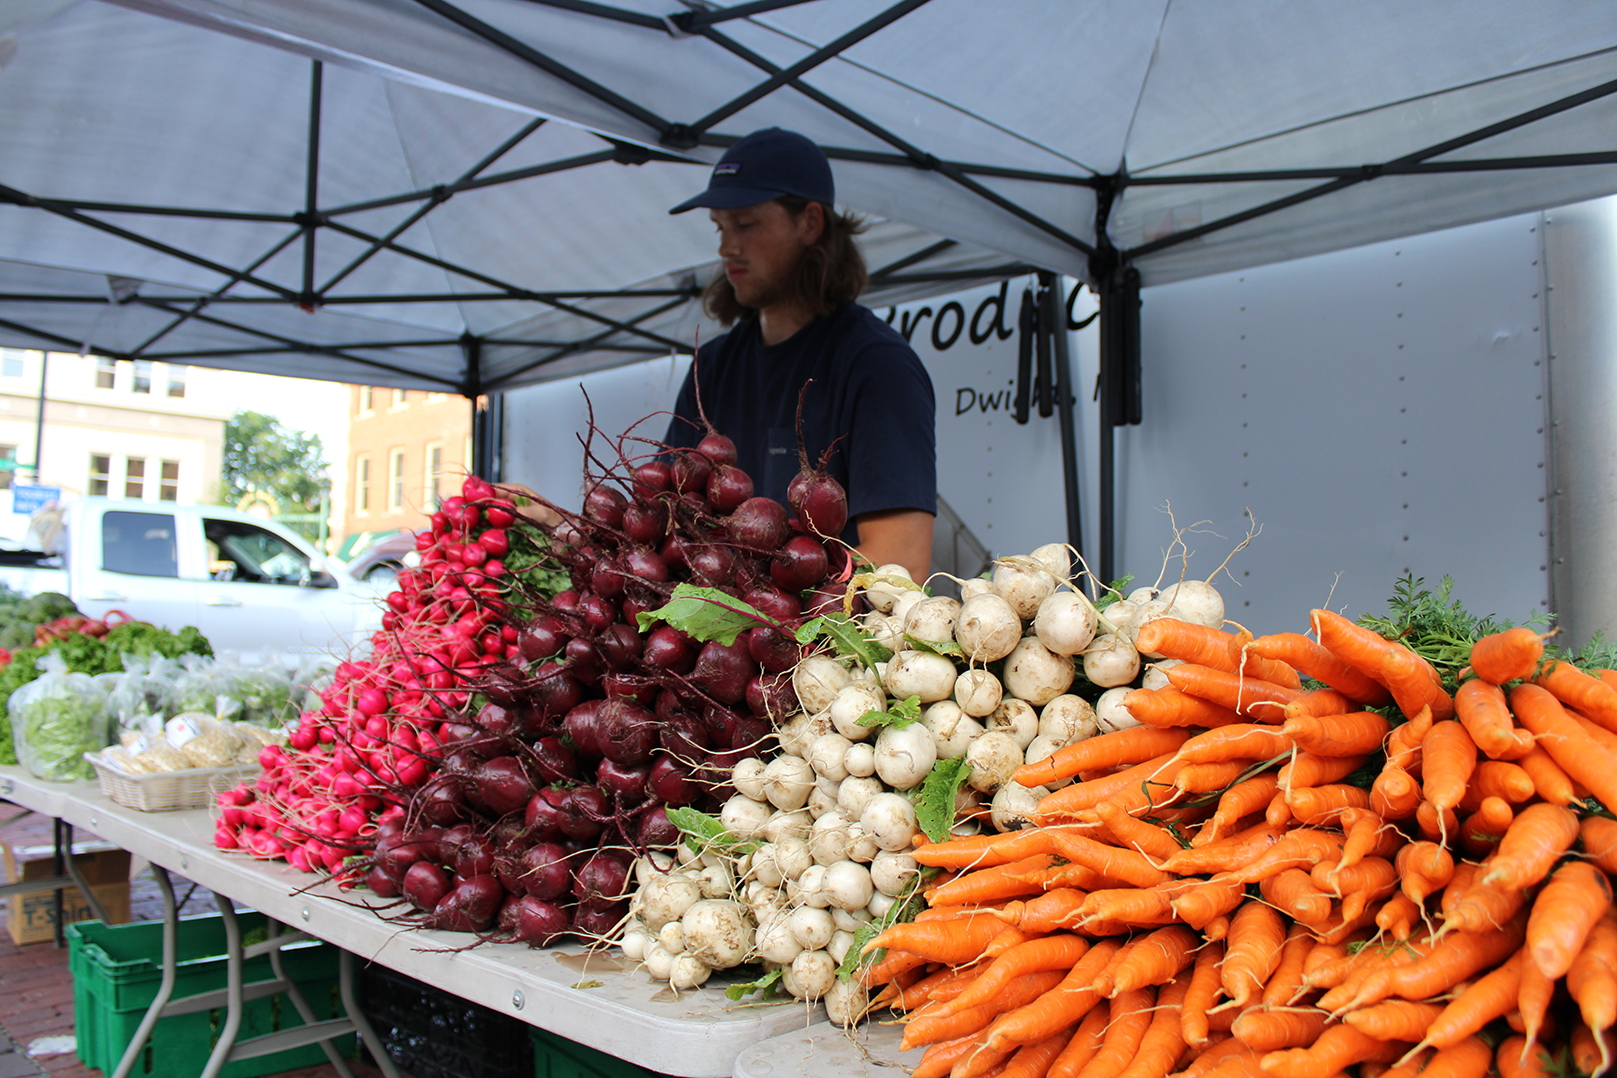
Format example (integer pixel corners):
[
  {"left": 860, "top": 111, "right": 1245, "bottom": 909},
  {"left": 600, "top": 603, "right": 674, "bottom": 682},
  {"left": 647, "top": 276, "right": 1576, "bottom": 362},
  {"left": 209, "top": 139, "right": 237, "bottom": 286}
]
[
  {"left": 339, "top": 949, "right": 401, "bottom": 1078},
  {"left": 61, "top": 822, "right": 112, "bottom": 924},
  {"left": 199, "top": 891, "right": 245, "bottom": 1078},
  {"left": 267, "top": 919, "right": 355, "bottom": 1078},
  {"left": 110, "top": 865, "right": 177, "bottom": 1078}
]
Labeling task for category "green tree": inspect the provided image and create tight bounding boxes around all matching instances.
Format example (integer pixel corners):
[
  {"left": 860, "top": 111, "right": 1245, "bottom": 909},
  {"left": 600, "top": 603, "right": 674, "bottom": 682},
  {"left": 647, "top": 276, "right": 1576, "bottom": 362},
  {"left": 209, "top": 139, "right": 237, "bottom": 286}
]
[{"left": 218, "top": 411, "right": 329, "bottom": 541}]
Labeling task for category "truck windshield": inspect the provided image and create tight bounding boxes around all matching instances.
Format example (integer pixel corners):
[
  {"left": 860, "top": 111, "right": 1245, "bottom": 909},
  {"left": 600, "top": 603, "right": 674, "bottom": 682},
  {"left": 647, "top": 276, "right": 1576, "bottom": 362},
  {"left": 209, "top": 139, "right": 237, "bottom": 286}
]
[
  {"left": 204, "top": 519, "right": 313, "bottom": 585},
  {"left": 102, "top": 511, "right": 179, "bottom": 577}
]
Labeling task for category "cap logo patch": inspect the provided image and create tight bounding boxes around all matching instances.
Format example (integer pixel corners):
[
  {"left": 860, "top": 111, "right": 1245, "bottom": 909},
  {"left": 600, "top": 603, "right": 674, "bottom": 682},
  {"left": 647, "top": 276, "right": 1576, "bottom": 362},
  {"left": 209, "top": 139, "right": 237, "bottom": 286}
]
[{"left": 714, "top": 162, "right": 741, "bottom": 176}]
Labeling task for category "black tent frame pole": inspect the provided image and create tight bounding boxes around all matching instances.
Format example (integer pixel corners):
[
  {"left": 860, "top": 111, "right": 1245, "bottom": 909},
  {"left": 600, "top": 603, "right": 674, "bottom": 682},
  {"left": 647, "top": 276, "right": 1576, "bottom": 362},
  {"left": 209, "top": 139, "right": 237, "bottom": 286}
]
[
  {"left": 1040, "top": 270, "right": 1083, "bottom": 564},
  {"left": 1090, "top": 175, "right": 1143, "bottom": 590}
]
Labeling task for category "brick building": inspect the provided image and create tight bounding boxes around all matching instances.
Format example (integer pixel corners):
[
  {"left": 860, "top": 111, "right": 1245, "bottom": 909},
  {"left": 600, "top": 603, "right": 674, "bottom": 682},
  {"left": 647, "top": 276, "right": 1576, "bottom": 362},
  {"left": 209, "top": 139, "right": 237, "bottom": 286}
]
[{"left": 343, "top": 386, "right": 473, "bottom": 538}]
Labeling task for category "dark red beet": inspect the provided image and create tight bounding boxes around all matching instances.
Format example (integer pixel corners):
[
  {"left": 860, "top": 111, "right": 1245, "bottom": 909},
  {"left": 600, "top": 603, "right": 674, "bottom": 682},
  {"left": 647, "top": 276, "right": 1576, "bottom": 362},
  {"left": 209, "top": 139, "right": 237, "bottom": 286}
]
[
  {"left": 646, "top": 757, "right": 699, "bottom": 806},
  {"left": 524, "top": 788, "right": 568, "bottom": 841},
  {"left": 590, "top": 558, "right": 628, "bottom": 601},
  {"left": 453, "top": 833, "right": 497, "bottom": 879},
  {"left": 563, "top": 637, "right": 604, "bottom": 685},
  {"left": 687, "top": 545, "right": 737, "bottom": 587},
  {"left": 745, "top": 672, "right": 798, "bottom": 720},
  {"left": 598, "top": 699, "right": 657, "bottom": 765},
  {"left": 632, "top": 460, "right": 673, "bottom": 499},
  {"left": 573, "top": 850, "right": 631, "bottom": 908},
  {"left": 581, "top": 590, "right": 619, "bottom": 630},
  {"left": 432, "top": 874, "right": 503, "bottom": 932},
  {"left": 571, "top": 901, "right": 628, "bottom": 940},
  {"left": 623, "top": 547, "right": 669, "bottom": 584},
  {"left": 517, "top": 842, "right": 573, "bottom": 901},
  {"left": 726, "top": 714, "right": 770, "bottom": 753},
  {"left": 557, "top": 785, "right": 608, "bottom": 840},
  {"left": 637, "top": 806, "right": 680, "bottom": 847},
  {"left": 670, "top": 452, "right": 712, "bottom": 496},
  {"left": 742, "top": 585, "right": 802, "bottom": 622},
  {"left": 746, "top": 625, "right": 801, "bottom": 673},
  {"left": 597, "top": 623, "right": 644, "bottom": 671},
  {"left": 417, "top": 775, "right": 471, "bottom": 826},
  {"left": 788, "top": 469, "right": 850, "bottom": 539},
  {"left": 601, "top": 673, "right": 658, "bottom": 706},
  {"left": 697, "top": 432, "right": 738, "bottom": 468},
  {"left": 519, "top": 616, "right": 568, "bottom": 662},
  {"left": 552, "top": 590, "right": 582, "bottom": 616},
  {"left": 658, "top": 709, "right": 709, "bottom": 760},
  {"left": 707, "top": 464, "right": 754, "bottom": 513},
  {"left": 622, "top": 501, "right": 669, "bottom": 545},
  {"left": 643, "top": 625, "right": 697, "bottom": 674},
  {"left": 530, "top": 736, "right": 576, "bottom": 784},
  {"left": 596, "top": 757, "right": 652, "bottom": 801},
  {"left": 583, "top": 484, "right": 628, "bottom": 529},
  {"left": 727, "top": 497, "right": 790, "bottom": 551},
  {"left": 770, "top": 534, "right": 830, "bottom": 592},
  {"left": 515, "top": 896, "right": 571, "bottom": 946},
  {"left": 563, "top": 700, "right": 606, "bottom": 757},
  {"left": 403, "top": 860, "right": 453, "bottom": 912},
  {"left": 691, "top": 639, "right": 754, "bottom": 705},
  {"left": 530, "top": 661, "right": 583, "bottom": 720}
]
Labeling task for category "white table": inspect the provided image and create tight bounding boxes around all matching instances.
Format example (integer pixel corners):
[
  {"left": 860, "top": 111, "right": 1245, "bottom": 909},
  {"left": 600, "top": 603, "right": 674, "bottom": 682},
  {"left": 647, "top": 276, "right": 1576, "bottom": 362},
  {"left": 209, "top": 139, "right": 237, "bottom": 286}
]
[
  {"left": 0, "top": 765, "right": 823, "bottom": 1078},
  {"left": 733, "top": 1021, "right": 923, "bottom": 1078}
]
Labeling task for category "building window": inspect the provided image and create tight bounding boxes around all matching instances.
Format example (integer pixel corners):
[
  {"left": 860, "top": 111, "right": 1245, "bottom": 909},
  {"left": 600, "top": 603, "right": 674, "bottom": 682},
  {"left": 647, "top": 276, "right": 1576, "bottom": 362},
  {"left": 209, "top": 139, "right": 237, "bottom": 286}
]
[
  {"left": 89, "top": 454, "right": 111, "bottom": 496},
  {"left": 425, "top": 391, "right": 447, "bottom": 403},
  {"left": 96, "top": 357, "right": 116, "bottom": 389},
  {"left": 358, "top": 386, "right": 373, "bottom": 414},
  {"left": 132, "top": 360, "right": 152, "bottom": 394},
  {"left": 1, "top": 350, "right": 25, "bottom": 379},
  {"left": 0, "top": 445, "right": 15, "bottom": 491},
  {"left": 391, "top": 388, "right": 407, "bottom": 408},
  {"left": 424, "top": 442, "right": 444, "bottom": 510},
  {"left": 355, "top": 455, "right": 371, "bottom": 513},
  {"left": 125, "top": 457, "right": 146, "bottom": 499},
  {"left": 388, "top": 449, "right": 405, "bottom": 510},
  {"left": 166, "top": 365, "right": 186, "bottom": 398},
  {"left": 159, "top": 460, "right": 179, "bottom": 501}
]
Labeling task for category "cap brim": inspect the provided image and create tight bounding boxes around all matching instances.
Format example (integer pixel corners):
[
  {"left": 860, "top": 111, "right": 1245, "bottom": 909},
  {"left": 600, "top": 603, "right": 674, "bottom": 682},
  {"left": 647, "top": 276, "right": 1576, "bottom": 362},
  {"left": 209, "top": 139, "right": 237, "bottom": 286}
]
[{"left": 668, "top": 185, "right": 785, "bottom": 214}]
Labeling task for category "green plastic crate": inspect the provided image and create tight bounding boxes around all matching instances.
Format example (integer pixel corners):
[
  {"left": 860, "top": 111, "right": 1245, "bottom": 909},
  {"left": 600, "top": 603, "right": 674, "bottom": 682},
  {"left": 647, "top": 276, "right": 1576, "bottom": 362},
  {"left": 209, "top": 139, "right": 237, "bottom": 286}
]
[
  {"left": 530, "top": 1027, "right": 665, "bottom": 1078},
  {"left": 67, "top": 912, "right": 355, "bottom": 1078}
]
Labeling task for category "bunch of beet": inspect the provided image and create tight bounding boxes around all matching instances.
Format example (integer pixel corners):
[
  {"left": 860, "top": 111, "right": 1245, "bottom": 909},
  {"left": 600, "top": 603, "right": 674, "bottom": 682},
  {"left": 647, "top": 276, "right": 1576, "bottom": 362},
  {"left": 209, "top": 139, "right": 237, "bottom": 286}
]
[{"left": 213, "top": 420, "right": 854, "bottom": 947}]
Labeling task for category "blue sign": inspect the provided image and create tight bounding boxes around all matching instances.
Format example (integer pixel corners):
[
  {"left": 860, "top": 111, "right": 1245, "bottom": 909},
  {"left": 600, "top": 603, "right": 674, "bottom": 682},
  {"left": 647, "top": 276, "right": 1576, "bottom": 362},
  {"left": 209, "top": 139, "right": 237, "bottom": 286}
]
[{"left": 12, "top": 485, "right": 61, "bottom": 515}]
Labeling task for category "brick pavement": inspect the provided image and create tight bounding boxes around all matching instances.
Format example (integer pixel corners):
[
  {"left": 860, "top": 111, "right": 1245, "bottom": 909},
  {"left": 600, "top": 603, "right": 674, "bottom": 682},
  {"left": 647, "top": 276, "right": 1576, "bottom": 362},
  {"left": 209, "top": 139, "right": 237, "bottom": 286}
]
[{"left": 0, "top": 804, "right": 408, "bottom": 1078}]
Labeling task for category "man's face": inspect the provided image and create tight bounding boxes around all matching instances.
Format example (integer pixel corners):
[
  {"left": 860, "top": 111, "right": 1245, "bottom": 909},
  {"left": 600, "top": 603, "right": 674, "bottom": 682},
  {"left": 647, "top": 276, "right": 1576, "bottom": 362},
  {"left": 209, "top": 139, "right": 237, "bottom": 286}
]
[{"left": 709, "top": 201, "right": 821, "bottom": 311}]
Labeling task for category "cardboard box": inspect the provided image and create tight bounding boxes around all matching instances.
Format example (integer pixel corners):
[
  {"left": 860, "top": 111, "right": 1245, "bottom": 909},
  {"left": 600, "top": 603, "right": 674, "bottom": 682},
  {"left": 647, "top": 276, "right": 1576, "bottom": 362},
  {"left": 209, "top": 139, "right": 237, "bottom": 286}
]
[{"left": 3, "top": 840, "right": 131, "bottom": 945}]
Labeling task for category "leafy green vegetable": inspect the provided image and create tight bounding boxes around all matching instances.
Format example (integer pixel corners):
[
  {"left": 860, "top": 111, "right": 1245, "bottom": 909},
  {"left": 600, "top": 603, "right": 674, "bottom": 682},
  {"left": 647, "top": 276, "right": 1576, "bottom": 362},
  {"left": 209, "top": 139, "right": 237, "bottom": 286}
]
[
  {"left": 665, "top": 806, "right": 758, "bottom": 856},
  {"left": 503, "top": 529, "right": 571, "bottom": 603},
  {"left": 857, "top": 695, "right": 921, "bottom": 730},
  {"left": 638, "top": 584, "right": 776, "bottom": 645},
  {"left": 796, "top": 614, "right": 893, "bottom": 669},
  {"left": 1093, "top": 575, "right": 1134, "bottom": 611},
  {"left": 1357, "top": 575, "right": 1521, "bottom": 689},
  {"left": 724, "top": 967, "right": 783, "bottom": 1001},
  {"left": 9, "top": 663, "right": 108, "bottom": 782},
  {"left": 904, "top": 635, "right": 964, "bottom": 658},
  {"left": 913, "top": 756, "right": 973, "bottom": 842}
]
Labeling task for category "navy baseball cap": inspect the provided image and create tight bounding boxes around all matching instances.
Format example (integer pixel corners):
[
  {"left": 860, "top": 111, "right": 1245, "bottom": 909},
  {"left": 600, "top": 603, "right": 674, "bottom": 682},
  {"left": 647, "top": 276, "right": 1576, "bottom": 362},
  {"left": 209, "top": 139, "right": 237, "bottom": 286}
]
[{"left": 669, "top": 128, "right": 834, "bottom": 214}]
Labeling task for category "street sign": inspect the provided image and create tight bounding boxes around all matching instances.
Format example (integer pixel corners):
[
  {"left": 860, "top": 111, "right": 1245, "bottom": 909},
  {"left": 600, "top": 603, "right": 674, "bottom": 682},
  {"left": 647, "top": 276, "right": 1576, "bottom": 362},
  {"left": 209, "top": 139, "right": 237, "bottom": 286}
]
[{"left": 12, "top": 485, "right": 61, "bottom": 515}]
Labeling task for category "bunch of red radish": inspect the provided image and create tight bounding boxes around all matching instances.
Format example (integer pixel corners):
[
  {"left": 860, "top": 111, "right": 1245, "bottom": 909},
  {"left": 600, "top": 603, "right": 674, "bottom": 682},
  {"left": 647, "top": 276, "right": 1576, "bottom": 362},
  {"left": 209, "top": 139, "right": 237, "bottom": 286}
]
[{"left": 213, "top": 424, "right": 854, "bottom": 948}]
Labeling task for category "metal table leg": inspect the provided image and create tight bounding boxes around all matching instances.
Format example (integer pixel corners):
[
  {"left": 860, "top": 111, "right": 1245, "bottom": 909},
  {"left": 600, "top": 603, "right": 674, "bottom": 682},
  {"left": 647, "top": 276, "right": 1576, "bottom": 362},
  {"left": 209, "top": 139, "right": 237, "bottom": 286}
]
[{"left": 110, "top": 865, "right": 177, "bottom": 1078}]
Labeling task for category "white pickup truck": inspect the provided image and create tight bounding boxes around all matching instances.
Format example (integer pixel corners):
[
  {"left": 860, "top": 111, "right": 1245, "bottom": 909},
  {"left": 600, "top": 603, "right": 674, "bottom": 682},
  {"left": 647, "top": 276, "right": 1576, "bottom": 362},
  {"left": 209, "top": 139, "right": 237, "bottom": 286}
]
[{"left": 0, "top": 498, "right": 387, "bottom": 658}]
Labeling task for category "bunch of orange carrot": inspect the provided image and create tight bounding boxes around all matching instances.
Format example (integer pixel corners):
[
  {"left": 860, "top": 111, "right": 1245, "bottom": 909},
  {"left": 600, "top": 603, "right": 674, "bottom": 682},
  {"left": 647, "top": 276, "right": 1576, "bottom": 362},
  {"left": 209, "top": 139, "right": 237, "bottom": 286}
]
[{"left": 857, "top": 612, "right": 1617, "bottom": 1078}]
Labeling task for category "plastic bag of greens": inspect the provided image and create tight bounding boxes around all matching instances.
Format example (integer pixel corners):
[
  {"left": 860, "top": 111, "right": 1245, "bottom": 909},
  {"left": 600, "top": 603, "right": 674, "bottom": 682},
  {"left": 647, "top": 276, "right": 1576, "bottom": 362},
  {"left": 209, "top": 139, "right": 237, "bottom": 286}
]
[
  {"left": 228, "top": 662, "right": 298, "bottom": 727},
  {"left": 170, "top": 654, "right": 244, "bottom": 722},
  {"left": 102, "top": 653, "right": 182, "bottom": 736},
  {"left": 9, "top": 652, "right": 110, "bottom": 781}
]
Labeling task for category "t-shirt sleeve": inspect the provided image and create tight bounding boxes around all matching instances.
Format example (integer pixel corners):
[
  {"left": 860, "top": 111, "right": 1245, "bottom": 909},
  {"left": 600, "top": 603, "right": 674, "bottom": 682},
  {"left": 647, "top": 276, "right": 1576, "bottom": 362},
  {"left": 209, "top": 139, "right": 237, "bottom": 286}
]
[{"left": 841, "top": 336, "right": 937, "bottom": 521}]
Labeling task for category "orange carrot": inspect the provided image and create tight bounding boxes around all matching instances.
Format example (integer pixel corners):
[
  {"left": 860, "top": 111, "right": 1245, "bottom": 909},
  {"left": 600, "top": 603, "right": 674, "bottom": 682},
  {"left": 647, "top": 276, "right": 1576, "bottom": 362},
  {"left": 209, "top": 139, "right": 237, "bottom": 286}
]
[
  {"left": 1196, "top": 773, "right": 1282, "bottom": 847},
  {"left": 1572, "top": 1019, "right": 1616, "bottom": 1078},
  {"left": 1016, "top": 727, "right": 1193, "bottom": 788},
  {"left": 1332, "top": 807, "right": 1388, "bottom": 880},
  {"left": 1257, "top": 1023, "right": 1410, "bottom": 1078},
  {"left": 1479, "top": 802, "right": 1581, "bottom": 889},
  {"left": 1415, "top": 799, "right": 1460, "bottom": 844},
  {"left": 1076, "top": 883, "right": 1185, "bottom": 929},
  {"left": 1417, "top": 949, "right": 1524, "bottom": 1050},
  {"left": 1514, "top": 747, "right": 1576, "bottom": 806},
  {"left": 1281, "top": 711, "right": 1391, "bottom": 759},
  {"left": 1230, "top": 1006, "right": 1327, "bottom": 1052},
  {"left": 1162, "top": 821, "right": 1286, "bottom": 876},
  {"left": 1034, "top": 754, "right": 1183, "bottom": 823},
  {"left": 999, "top": 1026, "right": 1080, "bottom": 1078},
  {"left": 1454, "top": 678, "right": 1531, "bottom": 760},
  {"left": 1279, "top": 752, "right": 1370, "bottom": 792},
  {"left": 1376, "top": 892, "right": 1422, "bottom": 941},
  {"left": 1381, "top": 642, "right": 1455, "bottom": 722},
  {"left": 1442, "top": 874, "right": 1527, "bottom": 936},
  {"left": 1512, "top": 683, "right": 1617, "bottom": 811},
  {"left": 1469, "top": 627, "right": 1546, "bottom": 684},
  {"left": 1041, "top": 1003, "right": 1109, "bottom": 1078},
  {"left": 990, "top": 889, "right": 1090, "bottom": 934},
  {"left": 1314, "top": 854, "right": 1396, "bottom": 901},
  {"left": 865, "top": 915, "right": 1023, "bottom": 965},
  {"left": 1261, "top": 922, "right": 1315, "bottom": 1007},
  {"left": 1250, "top": 631, "right": 1394, "bottom": 706},
  {"left": 1584, "top": 816, "right": 1617, "bottom": 875},
  {"left": 1220, "top": 900, "right": 1287, "bottom": 1008},
  {"left": 1062, "top": 987, "right": 1153, "bottom": 1078},
  {"left": 1458, "top": 796, "right": 1513, "bottom": 856},
  {"left": 1286, "top": 784, "right": 1372, "bottom": 824},
  {"left": 1107, "top": 925, "right": 1200, "bottom": 997},
  {"left": 1569, "top": 909, "right": 1617, "bottom": 1056},
  {"left": 1121, "top": 687, "right": 1246, "bottom": 729},
  {"left": 1536, "top": 659, "right": 1617, "bottom": 733},
  {"left": 1174, "top": 1036, "right": 1251, "bottom": 1078},
  {"left": 1418, "top": 1036, "right": 1494, "bottom": 1078},
  {"left": 1527, "top": 860, "right": 1613, "bottom": 981},
  {"left": 1114, "top": 976, "right": 1190, "bottom": 1078},
  {"left": 1136, "top": 618, "right": 1296, "bottom": 686},
  {"left": 932, "top": 934, "right": 1090, "bottom": 1019},
  {"left": 1495, "top": 1036, "right": 1555, "bottom": 1078},
  {"left": 980, "top": 939, "right": 1119, "bottom": 1053},
  {"left": 913, "top": 1032, "right": 987, "bottom": 1078},
  {"left": 1344, "top": 1000, "right": 1447, "bottom": 1042},
  {"left": 1226, "top": 828, "right": 1345, "bottom": 885},
  {"left": 899, "top": 970, "right": 1067, "bottom": 1051},
  {"left": 1461, "top": 760, "right": 1536, "bottom": 807},
  {"left": 1164, "top": 663, "right": 1311, "bottom": 722},
  {"left": 1170, "top": 724, "right": 1294, "bottom": 767},
  {"left": 1394, "top": 841, "right": 1454, "bottom": 904},
  {"left": 1385, "top": 705, "right": 1435, "bottom": 772},
  {"left": 1311, "top": 608, "right": 1394, "bottom": 677},
  {"left": 1346, "top": 909, "right": 1528, "bottom": 1012},
  {"left": 1170, "top": 875, "right": 1249, "bottom": 930},
  {"left": 1517, "top": 953, "right": 1556, "bottom": 1064},
  {"left": 928, "top": 854, "right": 1060, "bottom": 906},
  {"left": 1044, "top": 831, "right": 1175, "bottom": 889},
  {"left": 1181, "top": 941, "right": 1226, "bottom": 1049},
  {"left": 1371, "top": 765, "right": 1421, "bottom": 820},
  {"left": 1259, "top": 869, "right": 1332, "bottom": 925},
  {"left": 911, "top": 827, "right": 1075, "bottom": 870},
  {"left": 1421, "top": 720, "right": 1477, "bottom": 816},
  {"left": 1175, "top": 761, "right": 1258, "bottom": 795}
]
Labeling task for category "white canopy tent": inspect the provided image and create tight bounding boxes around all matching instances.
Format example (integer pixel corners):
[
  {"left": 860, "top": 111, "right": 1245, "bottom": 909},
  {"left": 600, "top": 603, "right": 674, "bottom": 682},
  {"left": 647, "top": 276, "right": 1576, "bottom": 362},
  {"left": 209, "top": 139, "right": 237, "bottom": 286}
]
[{"left": 4, "top": 0, "right": 1617, "bottom": 574}]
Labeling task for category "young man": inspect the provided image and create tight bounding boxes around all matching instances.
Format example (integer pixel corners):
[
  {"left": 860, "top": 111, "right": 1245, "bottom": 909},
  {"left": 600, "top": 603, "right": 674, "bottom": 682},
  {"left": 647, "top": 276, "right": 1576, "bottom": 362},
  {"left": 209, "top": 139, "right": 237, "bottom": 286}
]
[{"left": 666, "top": 127, "right": 937, "bottom": 581}]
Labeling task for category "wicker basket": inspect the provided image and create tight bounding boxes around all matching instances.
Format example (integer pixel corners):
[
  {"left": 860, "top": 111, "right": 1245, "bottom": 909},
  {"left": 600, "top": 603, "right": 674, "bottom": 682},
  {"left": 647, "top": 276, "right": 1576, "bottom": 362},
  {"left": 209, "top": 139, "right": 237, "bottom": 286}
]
[{"left": 84, "top": 752, "right": 259, "bottom": 812}]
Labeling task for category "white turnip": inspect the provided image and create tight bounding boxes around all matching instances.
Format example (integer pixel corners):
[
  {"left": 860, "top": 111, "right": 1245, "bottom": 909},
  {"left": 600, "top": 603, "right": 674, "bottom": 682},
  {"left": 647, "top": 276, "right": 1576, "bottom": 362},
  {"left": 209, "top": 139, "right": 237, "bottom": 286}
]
[
  {"left": 1031, "top": 543, "right": 1072, "bottom": 581},
  {"left": 829, "top": 682, "right": 885, "bottom": 741},
  {"left": 827, "top": 930, "right": 858, "bottom": 968},
  {"left": 870, "top": 851, "right": 920, "bottom": 897},
  {"left": 992, "top": 556, "right": 1058, "bottom": 619},
  {"left": 904, "top": 596, "right": 962, "bottom": 645},
  {"left": 1033, "top": 591, "right": 1099, "bottom": 656},
  {"left": 658, "top": 921, "right": 686, "bottom": 954},
  {"left": 643, "top": 941, "right": 674, "bottom": 980},
  {"left": 874, "top": 722, "right": 937, "bottom": 789},
  {"left": 861, "top": 612, "right": 904, "bottom": 653},
  {"left": 773, "top": 837, "right": 812, "bottom": 882},
  {"left": 777, "top": 710, "right": 835, "bottom": 757},
  {"left": 831, "top": 906, "right": 871, "bottom": 934},
  {"left": 786, "top": 949, "right": 837, "bottom": 1001},
  {"left": 808, "top": 810, "right": 853, "bottom": 865},
  {"left": 793, "top": 655, "right": 851, "bottom": 713},
  {"left": 761, "top": 808, "right": 812, "bottom": 844},
  {"left": 1141, "top": 658, "right": 1182, "bottom": 691},
  {"left": 866, "top": 890, "right": 896, "bottom": 920},
  {"left": 796, "top": 863, "right": 832, "bottom": 909},
  {"left": 1105, "top": 599, "right": 1146, "bottom": 643},
  {"left": 836, "top": 775, "right": 884, "bottom": 822},
  {"left": 1157, "top": 579, "right": 1225, "bottom": 629},
  {"left": 959, "top": 577, "right": 994, "bottom": 602},
  {"left": 987, "top": 698, "right": 1039, "bottom": 749},
  {"left": 668, "top": 953, "right": 712, "bottom": 990},
  {"left": 823, "top": 861, "right": 875, "bottom": 912},
  {"left": 860, "top": 792, "right": 920, "bottom": 852},
  {"left": 845, "top": 821, "right": 879, "bottom": 863},
  {"left": 1039, "top": 694, "right": 1099, "bottom": 744},
  {"left": 965, "top": 731, "right": 1024, "bottom": 794},
  {"left": 1023, "top": 734, "right": 1068, "bottom": 788},
  {"left": 954, "top": 669, "right": 1004, "bottom": 717},
  {"left": 761, "top": 755, "right": 816, "bottom": 811},
  {"left": 720, "top": 793, "right": 773, "bottom": 840},
  {"left": 754, "top": 915, "right": 802, "bottom": 964},
  {"left": 1002, "top": 637, "right": 1075, "bottom": 707},
  {"left": 786, "top": 906, "right": 835, "bottom": 951},
  {"left": 923, "top": 700, "right": 984, "bottom": 759},
  {"left": 825, "top": 976, "right": 870, "bottom": 1026},
  {"left": 635, "top": 871, "right": 703, "bottom": 931},
  {"left": 883, "top": 650, "right": 958, "bottom": 703},
  {"left": 806, "top": 780, "right": 837, "bottom": 820},
  {"left": 731, "top": 757, "right": 768, "bottom": 801},
  {"left": 954, "top": 593, "right": 1022, "bottom": 662},
  {"left": 805, "top": 732, "right": 853, "bottom": 782},
  {"left": 681, "top": 899, "right": 751, "bottom": 969},
  {"left": 843, "top": 741, "right": 877, "bottom": 778},
  {"left": 1082, "top": 633, "right": 1140, "bottom": 687},
  {"left": 990, "top": 782, "right": 1048, "bottom": 831},
  {"left": 1095, "top": 686, "right": 1143, "bottom": 733},
  {"left": 864, "top": 564, "right": 917, "bottom": 613}
]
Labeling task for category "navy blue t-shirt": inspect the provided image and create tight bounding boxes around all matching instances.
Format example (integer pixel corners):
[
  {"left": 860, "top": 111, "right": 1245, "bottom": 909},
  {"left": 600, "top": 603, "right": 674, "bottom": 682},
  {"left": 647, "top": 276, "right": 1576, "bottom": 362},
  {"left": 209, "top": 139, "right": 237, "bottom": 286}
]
[{"left": 664, "top": 303, "right": 936, "bottom": 544}]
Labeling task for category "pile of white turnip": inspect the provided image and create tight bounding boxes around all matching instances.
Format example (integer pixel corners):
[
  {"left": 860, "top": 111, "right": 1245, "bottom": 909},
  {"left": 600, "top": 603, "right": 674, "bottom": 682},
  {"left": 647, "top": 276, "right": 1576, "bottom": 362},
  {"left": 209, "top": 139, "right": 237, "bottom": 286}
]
[{"left": 615, "top": 542, "right": 1231, "bottom": 1006}]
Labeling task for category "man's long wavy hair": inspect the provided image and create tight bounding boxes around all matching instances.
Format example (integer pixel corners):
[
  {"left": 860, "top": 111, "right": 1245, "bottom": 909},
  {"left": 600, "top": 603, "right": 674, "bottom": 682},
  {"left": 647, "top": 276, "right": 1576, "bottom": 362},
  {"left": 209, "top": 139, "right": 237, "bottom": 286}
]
[{"left": 702, "top": 197, "right": 869, "bottom": 327}]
